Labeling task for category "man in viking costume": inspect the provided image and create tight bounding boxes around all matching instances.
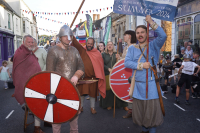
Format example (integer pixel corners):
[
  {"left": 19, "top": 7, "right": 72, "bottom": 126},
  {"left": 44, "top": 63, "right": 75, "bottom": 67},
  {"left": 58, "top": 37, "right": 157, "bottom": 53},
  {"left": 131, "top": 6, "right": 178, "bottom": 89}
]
[
  {"left": 71, "top": 37, "right": 106, "bottom": 114},
  {"left": 124, "top": 15, "right": 167, "bottom": 133},
  {"left": 46, "top": 25, "right": 84, "bottom": 133},
  {"left": 12, "top": 35, "right": 44, "bottom": 133}
]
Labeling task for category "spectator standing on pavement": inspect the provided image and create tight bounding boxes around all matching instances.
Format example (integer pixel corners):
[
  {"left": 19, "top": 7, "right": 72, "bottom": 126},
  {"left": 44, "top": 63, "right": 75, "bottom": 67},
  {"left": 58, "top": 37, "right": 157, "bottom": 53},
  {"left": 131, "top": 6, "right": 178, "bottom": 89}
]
[
  {"left": 172, "top": 54, "right": 182, "bottom": 83},
  {"left": 188, "top": 40, "right": 195, "bottom": 52},
  {"left": 33, "top": 38, "right": 47, "bottom": 71},
  {"left": 185, "top": 45, "right": 193, "bottom": 59},
  {"left": 100, "top": 41, "right": 128, "bottom": 111},
  {"left": 12, "top": 35, "right": 44, "bottom": 133},
  {"left": 0, "top": 61, "right": 11, "bottom": 89},
  {"left": 47, "top": 40, "right": 56, "bottom": 52},
  {"left": 175, "top": 54, "right": 200, "bottom": 105},
  {"left": 179, "top": 47, "right": 185, "bottom": 60}
]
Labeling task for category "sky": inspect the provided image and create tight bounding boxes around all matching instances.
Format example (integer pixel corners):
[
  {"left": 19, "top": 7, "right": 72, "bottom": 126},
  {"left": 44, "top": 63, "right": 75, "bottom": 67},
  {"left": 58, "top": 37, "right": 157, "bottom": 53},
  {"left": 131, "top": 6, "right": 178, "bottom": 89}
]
[{"left": 23, "top": 0, "right": 115, "bottom": 36}]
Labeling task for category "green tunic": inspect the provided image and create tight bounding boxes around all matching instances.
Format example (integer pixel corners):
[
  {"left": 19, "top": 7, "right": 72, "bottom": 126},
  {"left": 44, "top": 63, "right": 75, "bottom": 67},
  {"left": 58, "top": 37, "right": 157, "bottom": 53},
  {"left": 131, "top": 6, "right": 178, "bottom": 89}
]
[{"left": 100, "top": 52, "right": 128, "bottom": 109}]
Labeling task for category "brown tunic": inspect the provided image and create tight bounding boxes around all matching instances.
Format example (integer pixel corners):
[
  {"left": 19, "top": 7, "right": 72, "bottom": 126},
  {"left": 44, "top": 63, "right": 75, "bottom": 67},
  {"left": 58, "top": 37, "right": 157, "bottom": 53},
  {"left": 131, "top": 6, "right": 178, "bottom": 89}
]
[{"left": 72, "top": 40, "right": 98, "bottom": 98}]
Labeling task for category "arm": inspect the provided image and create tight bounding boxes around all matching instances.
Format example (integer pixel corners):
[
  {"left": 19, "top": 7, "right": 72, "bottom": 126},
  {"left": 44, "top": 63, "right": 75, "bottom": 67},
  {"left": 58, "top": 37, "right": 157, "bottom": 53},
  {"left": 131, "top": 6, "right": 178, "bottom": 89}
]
[
  {"left": 42, "top": 49, "right": 47, "bottom": 71},
  {"left": 194, "top": 65, "right": 200, "bottom": 76},
  {"left": 178, "top": 65, "right": 184, "bottom": 74},
  {"left": 7, "top": 68, "right": 11, "bottom": 78},
  {"left": 46, "top": 47, "right": 57, "bottom": 71},
  {"left": 0, "top": 67, "right": 2, "bottom": 73},
  {"left": 102, "top": 53, "right": 110, "bottom": 71},
  {"left": 124, "top": 46, "right": 141, "bottom": 70},
  {"left": 72, "top": 36, "right": 85, "bottom": 55}
]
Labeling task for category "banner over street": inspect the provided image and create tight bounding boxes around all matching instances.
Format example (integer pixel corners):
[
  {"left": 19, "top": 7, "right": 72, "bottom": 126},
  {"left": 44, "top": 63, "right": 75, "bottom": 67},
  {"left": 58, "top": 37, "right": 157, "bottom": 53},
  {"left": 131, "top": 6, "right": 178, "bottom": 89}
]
[{"left": 113, "top": 0, "right": 179, "bottom": 21}]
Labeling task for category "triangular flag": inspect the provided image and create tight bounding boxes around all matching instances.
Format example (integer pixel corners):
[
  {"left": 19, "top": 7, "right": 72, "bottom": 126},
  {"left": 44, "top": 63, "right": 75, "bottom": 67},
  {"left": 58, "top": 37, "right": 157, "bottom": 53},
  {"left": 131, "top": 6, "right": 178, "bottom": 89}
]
[
  {"left": 100, "top": 9, "right": 101, "bottom": 11},
  {"left": 111, "top": 7, "right": 112, "bottom": 9},
  {"left": 107, "top": 7, "right": 108, "bottom": 10}
]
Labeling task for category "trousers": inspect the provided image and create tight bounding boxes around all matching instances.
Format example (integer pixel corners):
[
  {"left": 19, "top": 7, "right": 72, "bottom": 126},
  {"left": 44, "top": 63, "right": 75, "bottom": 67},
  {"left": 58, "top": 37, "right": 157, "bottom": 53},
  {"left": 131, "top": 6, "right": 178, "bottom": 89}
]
[{"left": 52, "top": 116, "right": 79, "bottom": 133}]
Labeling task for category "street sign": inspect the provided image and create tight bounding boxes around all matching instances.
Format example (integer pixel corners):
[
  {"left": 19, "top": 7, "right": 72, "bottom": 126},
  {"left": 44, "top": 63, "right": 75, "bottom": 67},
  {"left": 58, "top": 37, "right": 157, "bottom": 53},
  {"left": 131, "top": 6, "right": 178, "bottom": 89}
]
[
  {"left": 24, "top": 72, "right": 81, "bottom": 124},
  {"left": 109, "top": 59, "right": 133, "bottom": 103}
]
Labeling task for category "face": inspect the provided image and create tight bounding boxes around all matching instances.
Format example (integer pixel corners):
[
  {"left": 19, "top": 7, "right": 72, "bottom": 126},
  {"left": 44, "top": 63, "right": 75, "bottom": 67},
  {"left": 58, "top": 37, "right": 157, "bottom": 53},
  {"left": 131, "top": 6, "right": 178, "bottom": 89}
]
[
  {"left": 60, "top": 36, "right": 71, "bottom": 45},
  {"left": 86, "top": 39, "right": 94, "bottom": 51},
  {"left": 123, "top": 34, "right": 130, "bottom": 43},
  {"left": 24, "top": 37, "right": 35, "bottom": 51},
  {"left": 160, "top": 55, "right": 163, "bottom": 59},
  {"left": 98, "top": 43, "right": 105, "bottom": 52},
  {"left": 188, "top": 42, "right": 192, "bottom": 45},
  {"left": 51, "top": 42, "right": 56, "bottom": 46},
  {"left": 107, "top": 42, "right": 114, "bottom": 51},
  {"left": 193, "top": 54, "right": 199, "bottom": 59},
  {"left": 166, "top": 59, "right": 170, "bottom": 63},
  {"left": 187, "top": 46, "right": 191, "bottom": 51},
  {"left": 136, "top": 28, "right": 147, "bottom": 44},
  {"left": 181, "top": 49, "right": 185, "bottom": 53},
  {"left": 3, "top": 63, "right": 7, "bottom": 67},
  {"left": 184, "top": 42, "right": 188, "bottom": 48}
]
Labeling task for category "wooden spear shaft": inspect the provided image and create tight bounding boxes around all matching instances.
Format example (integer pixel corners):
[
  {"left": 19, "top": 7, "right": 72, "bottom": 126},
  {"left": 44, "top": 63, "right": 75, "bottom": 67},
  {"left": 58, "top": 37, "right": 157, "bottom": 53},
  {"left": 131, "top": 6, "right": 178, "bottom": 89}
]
[
  {"left": 146, "top": 22, "right": 149, "bottom": 99},
  {"left": 70, "top": 0, "right": 85, "bottom": 28},
  {"left": 113, "top": 38, "right": 120, "bottom": 118}
]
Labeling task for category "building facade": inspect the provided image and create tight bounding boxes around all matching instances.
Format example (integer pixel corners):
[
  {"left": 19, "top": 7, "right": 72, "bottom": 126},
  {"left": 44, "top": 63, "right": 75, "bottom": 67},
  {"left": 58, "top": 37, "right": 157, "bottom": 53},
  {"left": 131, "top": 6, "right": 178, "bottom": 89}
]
[{"left": 175, "top": 0, "right": 200, "bottom": 54}]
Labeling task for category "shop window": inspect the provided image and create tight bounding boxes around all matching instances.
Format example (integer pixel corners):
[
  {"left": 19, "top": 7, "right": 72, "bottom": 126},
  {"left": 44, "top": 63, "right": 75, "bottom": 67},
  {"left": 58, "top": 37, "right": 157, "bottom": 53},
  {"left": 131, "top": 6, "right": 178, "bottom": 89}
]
[
  {"left": 23, "top": 21, "right": 25, "bottom": 33},
  {"left": 8, "top": 13, "right": 11, "bottom": 29},
  {"left": 8, "top": 38, "right": 13, "bottom": 56}
]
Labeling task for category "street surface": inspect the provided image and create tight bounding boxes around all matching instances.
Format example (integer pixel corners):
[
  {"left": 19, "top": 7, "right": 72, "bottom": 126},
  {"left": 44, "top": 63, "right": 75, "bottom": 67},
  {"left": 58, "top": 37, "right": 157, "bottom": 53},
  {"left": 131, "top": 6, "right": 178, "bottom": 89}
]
[{"left": 0, "top": 80, "right": 200, "bottom": 133}]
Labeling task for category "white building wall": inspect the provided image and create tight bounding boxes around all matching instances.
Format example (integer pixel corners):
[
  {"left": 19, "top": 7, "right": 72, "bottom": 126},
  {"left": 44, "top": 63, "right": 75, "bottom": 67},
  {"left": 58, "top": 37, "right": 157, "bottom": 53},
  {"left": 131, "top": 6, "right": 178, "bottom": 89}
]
[
  {"left": 5, "top": 0, "right": 21, "bottom": 15},
  {"left": 0, "top": 5, "right": 13, "bottom": 35}
]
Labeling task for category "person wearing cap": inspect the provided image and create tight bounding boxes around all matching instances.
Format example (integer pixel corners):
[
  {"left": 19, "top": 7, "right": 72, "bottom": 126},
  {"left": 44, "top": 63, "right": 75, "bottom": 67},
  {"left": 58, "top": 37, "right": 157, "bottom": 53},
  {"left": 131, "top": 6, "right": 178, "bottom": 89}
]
[
  {"left": 179, "top": 47, "right": 185, "bottom": 60},
  {"left": 175, "top": 54, "right": 200, "bottom": 105},
  {"left": 46, "top": 25, "right": 85, "bottom": 133},
  {"left": 163, "top": 55, "right": 173, "bottom": 88},
  {"left": 172, "top": 54, "right": 182, "bottom": 83}
]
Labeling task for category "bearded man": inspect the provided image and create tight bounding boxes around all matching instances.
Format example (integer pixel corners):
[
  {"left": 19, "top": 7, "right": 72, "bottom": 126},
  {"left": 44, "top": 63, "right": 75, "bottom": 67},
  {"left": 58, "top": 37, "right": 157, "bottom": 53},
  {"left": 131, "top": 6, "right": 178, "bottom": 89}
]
[
  {"left": 72, "top": 37, "right": 106, "bottom": 114},
  {"left": 46, "top": 25, "right": 84, "bottom": 133},
  {"left": 125, "top": 15, "right": 167, "bottom": 133},
  {"left": 12, "top": 35, "right": 44, "bottom": 133}
]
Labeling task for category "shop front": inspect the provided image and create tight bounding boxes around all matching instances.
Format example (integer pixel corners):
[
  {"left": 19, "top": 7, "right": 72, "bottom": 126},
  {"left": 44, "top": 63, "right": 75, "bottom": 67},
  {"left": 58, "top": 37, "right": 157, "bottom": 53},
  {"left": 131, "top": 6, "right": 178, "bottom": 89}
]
[
  {"left": 175, "top": 0, "right": 200, "bottom": 54},
  {"left": 0, "top": 31, "right": 14, "bottom": 65}
]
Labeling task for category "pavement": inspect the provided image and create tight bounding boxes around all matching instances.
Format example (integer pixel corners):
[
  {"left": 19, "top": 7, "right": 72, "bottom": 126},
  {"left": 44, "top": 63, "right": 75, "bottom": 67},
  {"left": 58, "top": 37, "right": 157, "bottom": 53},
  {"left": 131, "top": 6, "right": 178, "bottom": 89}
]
[{"left": 0, "top": 79, "right": 200, "bottom": 133}]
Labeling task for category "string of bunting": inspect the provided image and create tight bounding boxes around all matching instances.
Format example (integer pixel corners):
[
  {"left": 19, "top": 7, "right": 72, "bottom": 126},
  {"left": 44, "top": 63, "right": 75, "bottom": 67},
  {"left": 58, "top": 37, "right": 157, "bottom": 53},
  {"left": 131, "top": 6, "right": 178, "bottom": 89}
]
[
  {"left": 37, "top": 27, "right": 58, "bottom": 33},
  {"left": 35, "top": 15, "right": 69, "bottom": 25},
  {"left": 21, "top": 6, "right": 113, "bottom": 16}
]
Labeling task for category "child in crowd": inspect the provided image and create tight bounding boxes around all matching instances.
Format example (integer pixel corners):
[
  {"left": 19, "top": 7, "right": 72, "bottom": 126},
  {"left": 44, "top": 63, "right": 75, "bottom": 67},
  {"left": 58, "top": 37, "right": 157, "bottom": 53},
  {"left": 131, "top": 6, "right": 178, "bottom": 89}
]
[
  {"left": 175, "top": 54, "right": 200, "bottom": 105},
  {"left": 0, "top": 61, "right": 11, "bottom": 89},
  {"left": 191, "top": 52, "right": 200, "bottom": 98}
]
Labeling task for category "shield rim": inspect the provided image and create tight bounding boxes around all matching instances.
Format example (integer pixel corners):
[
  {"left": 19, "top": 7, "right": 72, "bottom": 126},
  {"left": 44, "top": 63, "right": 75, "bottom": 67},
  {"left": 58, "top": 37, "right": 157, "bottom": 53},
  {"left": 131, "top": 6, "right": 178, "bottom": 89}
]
[
  {"left": 109, "top": 58, "right": 133, "bottom": 103},
  {"left": 24, "top": 71, "right": 81, "bottom": 124}
]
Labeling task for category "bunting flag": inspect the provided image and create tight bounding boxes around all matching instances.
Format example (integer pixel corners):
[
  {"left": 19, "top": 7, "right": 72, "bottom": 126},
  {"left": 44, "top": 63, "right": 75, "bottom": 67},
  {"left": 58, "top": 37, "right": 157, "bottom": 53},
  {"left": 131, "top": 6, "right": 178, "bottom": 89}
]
[
  {"left": 37, "top": 27, "right": 58, "bottom": 33},
  {"left": 21, "top": 6, "right": 113, "bottom": 16},
  {"left": 103, "top": 16, "right": 111, "bottom": 45},
  {"left": 85, "top": 14, "right": 93, "bottom": 37}
]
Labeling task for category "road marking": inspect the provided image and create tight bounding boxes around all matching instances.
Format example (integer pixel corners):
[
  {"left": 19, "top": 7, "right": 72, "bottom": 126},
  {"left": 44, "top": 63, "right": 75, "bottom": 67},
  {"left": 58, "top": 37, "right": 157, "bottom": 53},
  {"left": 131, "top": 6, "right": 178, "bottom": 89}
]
[
  {"left": 197, "top": 118, "right": 200, "bottom": 122},
  {"left": 174, "top": 104, "right": 185, "bottom": 111},
  {"left": 162, "top": 96, "right": 167, "bottom": 99},
  {"left": 5, "top": 110, "right": 14, "bottom": 119}
]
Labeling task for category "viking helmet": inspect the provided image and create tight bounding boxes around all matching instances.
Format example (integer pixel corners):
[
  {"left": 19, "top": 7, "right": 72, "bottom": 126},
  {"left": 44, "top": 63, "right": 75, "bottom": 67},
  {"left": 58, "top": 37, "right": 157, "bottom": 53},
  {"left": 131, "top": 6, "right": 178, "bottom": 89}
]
[
  {"left": 183, "top": 54, "right": 191, "bottom": 59},
  {"left": 58, "top": 25, "right": 73, "bottom": 40}
]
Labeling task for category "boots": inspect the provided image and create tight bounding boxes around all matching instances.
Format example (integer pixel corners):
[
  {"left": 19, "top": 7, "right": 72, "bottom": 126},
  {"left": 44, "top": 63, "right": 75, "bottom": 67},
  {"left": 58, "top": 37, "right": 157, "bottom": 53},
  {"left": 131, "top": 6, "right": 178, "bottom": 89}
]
[
  {"left": 91, "top": 108, "right": 97, "bottom": 114},
  {"left": 33, "top": 126, "right": 45, "bottom": 133},
  {"left": 44, "top": 121, "right": 52, "bottom": 127},
  {"left": 123, "top": 107, "right": 129, "bottom": 111},
  {"left": 123, "top": 110, "right": 132, "bottom": 118}
]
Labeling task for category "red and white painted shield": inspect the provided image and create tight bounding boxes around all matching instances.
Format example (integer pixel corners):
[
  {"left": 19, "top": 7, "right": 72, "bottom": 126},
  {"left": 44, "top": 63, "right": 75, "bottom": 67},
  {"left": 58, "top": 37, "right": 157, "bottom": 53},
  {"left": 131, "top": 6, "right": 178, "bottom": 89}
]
[
  {"left": 24, "top": 72, "right": 80, "bottom": 124},
  {"left": 110, "top": 59, "right": 133, "bottom": 103}
]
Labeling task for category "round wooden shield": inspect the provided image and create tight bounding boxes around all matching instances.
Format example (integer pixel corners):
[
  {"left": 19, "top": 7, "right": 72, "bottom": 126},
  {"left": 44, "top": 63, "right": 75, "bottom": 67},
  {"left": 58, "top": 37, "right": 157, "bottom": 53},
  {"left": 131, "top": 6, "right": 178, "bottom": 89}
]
[
  {"left": 24, "top": 71, "right": 81, "bottom": 124},
  {"left": 109, "top": 59, "right": 133, "bottom": 103}
]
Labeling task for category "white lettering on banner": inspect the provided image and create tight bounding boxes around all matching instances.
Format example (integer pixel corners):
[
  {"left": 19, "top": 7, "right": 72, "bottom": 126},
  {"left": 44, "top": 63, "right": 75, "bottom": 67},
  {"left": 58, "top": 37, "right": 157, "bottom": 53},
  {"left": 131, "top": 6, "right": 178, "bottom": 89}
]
[
  {"left": 156, "top": 10, "right": 170, "bottom": 18},
  {"left": 118, "top": 5, "right": 153, "bottom": 14}
]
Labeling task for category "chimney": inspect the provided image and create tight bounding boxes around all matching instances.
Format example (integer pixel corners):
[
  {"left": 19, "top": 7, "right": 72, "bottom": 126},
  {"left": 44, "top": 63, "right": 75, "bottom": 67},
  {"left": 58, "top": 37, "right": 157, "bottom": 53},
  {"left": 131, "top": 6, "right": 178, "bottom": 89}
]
[
  {"left": 80, "top": 19, "right": 82, "bottom": 23},
  {"left": 97, "top": 14, "right": 100, "bottom": 20}
]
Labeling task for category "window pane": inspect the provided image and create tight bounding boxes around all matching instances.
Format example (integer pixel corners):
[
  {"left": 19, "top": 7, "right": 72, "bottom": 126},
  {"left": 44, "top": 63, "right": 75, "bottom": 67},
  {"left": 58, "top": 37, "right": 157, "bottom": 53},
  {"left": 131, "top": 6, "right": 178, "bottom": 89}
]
[
  {"left": 8, "top": 13, "right": 10, "bottom": 29},
  {"left": 23, "top": 21, "right": 25, "bottom": 33},
  {"left": 8, "top": 38, "right": 12, "bottom": 56}
]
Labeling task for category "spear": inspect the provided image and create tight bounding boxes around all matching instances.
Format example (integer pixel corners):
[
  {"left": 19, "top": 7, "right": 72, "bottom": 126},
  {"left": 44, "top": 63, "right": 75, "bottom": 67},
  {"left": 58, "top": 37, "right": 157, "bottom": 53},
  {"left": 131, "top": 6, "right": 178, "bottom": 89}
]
[
  {"left": 146, "top": 22, "right": 149, "bottom": 99},
  {"left": 70, "top": 0, "right": 85, "bottom": 28}
]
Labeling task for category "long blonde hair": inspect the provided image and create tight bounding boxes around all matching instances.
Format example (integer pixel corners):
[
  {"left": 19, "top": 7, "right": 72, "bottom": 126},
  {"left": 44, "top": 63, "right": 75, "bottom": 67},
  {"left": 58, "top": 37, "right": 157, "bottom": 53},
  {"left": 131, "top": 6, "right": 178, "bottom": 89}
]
[{"left": 105, "top": 41, "right": 117, "bottom": 54}]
